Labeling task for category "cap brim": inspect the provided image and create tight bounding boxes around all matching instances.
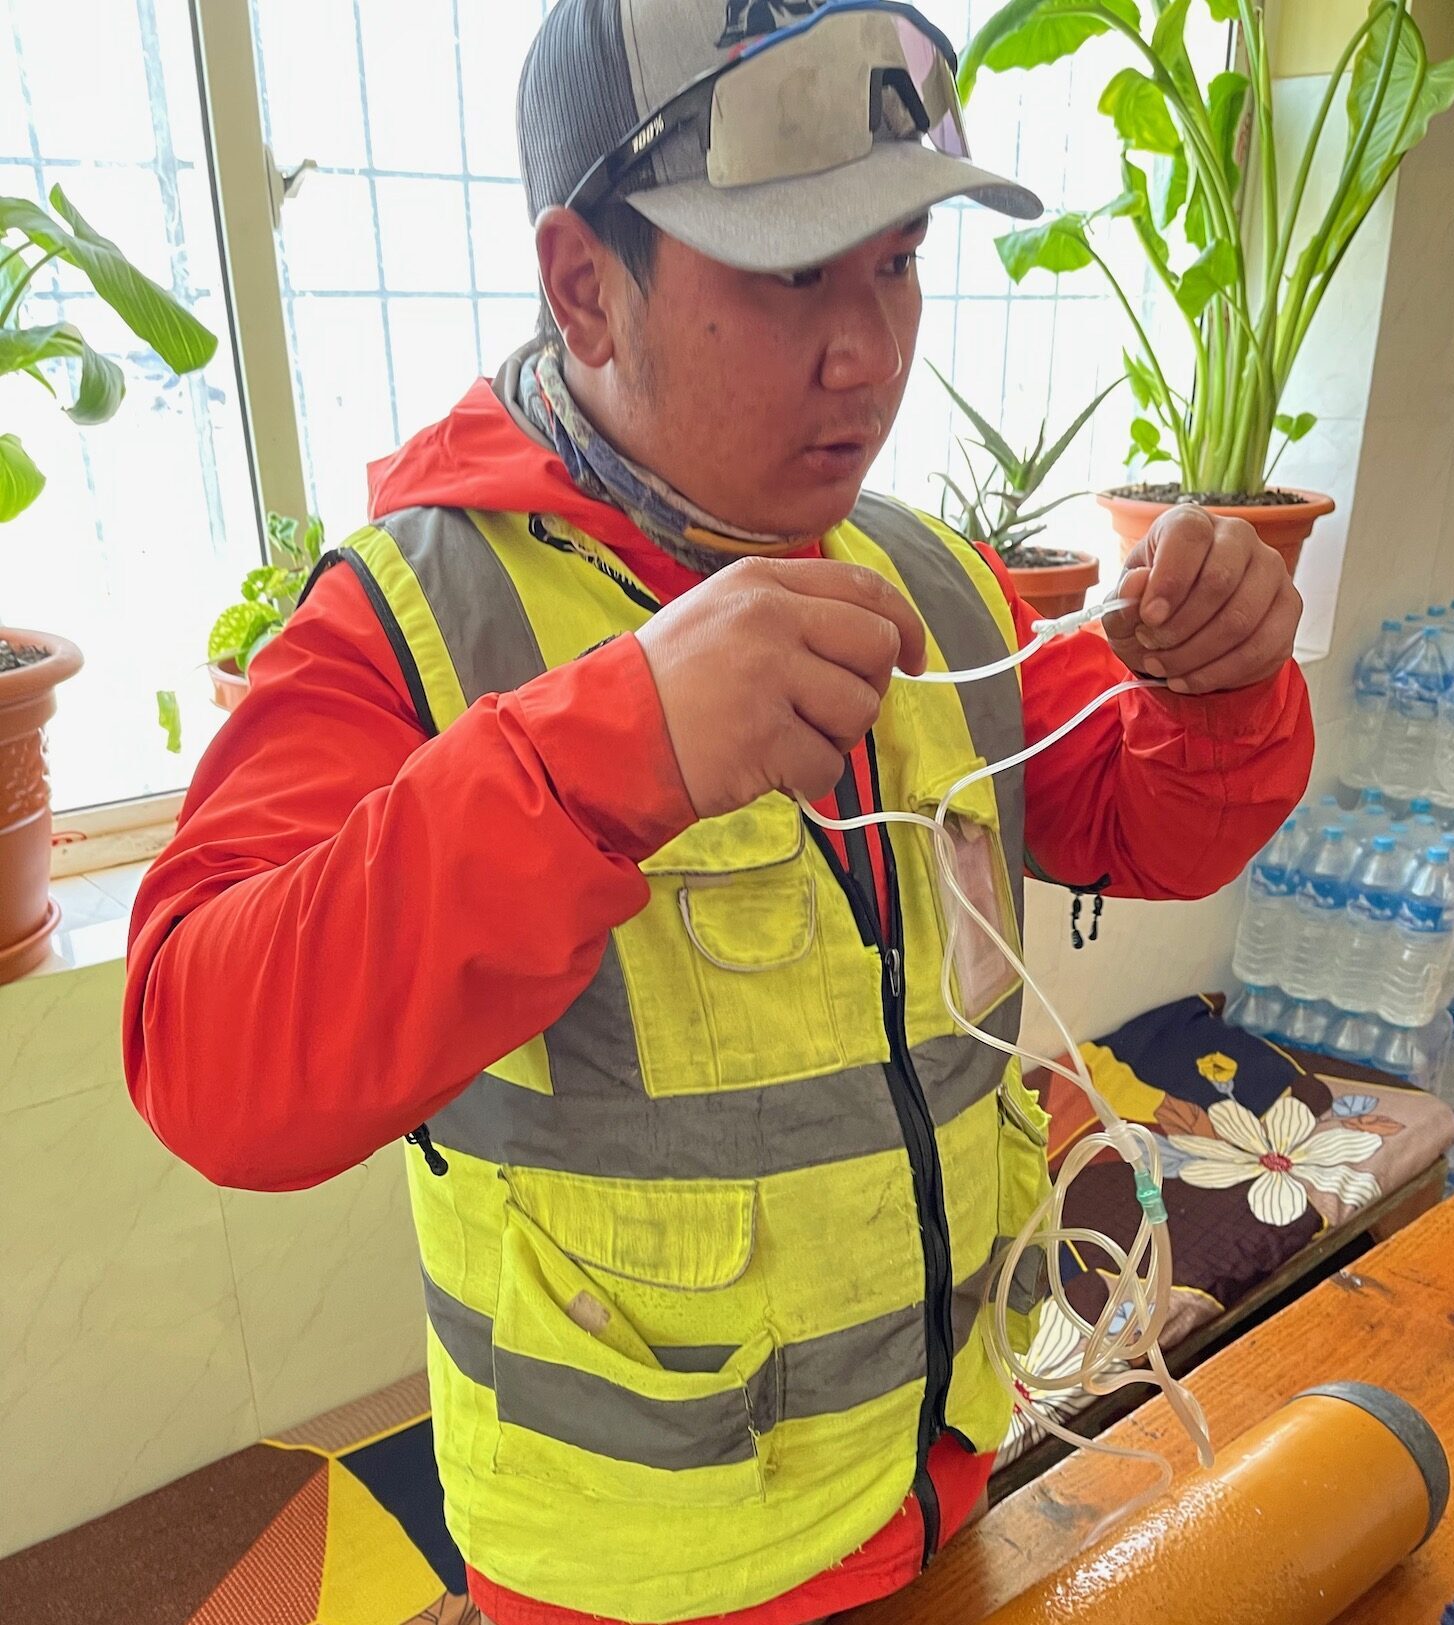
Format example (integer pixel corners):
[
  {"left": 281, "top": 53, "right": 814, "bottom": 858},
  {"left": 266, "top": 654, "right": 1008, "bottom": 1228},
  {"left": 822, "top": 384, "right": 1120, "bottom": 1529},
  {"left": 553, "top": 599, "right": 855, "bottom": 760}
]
[{"left": 625, "top": 141, "right": 1042, "bottom": 274}]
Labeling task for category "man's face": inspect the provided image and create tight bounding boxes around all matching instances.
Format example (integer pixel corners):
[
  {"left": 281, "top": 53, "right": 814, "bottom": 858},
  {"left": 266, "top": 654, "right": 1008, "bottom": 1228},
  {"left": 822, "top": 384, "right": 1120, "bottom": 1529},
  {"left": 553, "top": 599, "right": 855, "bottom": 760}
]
[{"left": 607, "top": 214, "right": 928, "bottom": 537}]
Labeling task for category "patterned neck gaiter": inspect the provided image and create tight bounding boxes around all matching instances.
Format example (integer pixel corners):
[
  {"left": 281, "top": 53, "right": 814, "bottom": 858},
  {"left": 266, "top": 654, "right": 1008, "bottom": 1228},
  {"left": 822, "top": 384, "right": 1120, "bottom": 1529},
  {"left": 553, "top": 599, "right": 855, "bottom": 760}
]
[{"left": 518, "top": 346, "right": 813, "bottom": 576}]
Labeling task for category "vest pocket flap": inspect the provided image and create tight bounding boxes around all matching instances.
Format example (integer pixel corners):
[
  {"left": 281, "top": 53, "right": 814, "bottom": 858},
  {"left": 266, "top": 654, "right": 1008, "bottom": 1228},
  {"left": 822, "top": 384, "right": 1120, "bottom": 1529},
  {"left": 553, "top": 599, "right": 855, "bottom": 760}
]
[
  {"left": 642, "top": 794, "right": 804, "bottom": 877},
  {"left": 907, "top": 762, "right": 1001, "bottom": 834},
  {"left": 504, "top": 1169, "right": 758, "bottom": 1291},
  {"left": 680, "top": 864, "right": 816, "bottom": 971}
]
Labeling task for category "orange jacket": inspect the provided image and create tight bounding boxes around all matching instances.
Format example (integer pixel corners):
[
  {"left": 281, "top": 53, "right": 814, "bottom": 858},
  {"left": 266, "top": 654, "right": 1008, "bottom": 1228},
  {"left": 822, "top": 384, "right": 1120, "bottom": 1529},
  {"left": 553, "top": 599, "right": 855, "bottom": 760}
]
[{"left": 125, "top": 375, "right": 1313, "bottom": 1194}]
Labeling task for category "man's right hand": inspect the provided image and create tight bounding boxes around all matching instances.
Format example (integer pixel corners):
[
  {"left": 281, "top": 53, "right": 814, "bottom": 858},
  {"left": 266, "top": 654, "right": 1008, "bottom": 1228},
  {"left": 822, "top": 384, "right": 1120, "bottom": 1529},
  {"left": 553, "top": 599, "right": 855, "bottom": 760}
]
[{"left": 634, "top": 556, "right": 927, "bottom": 819}]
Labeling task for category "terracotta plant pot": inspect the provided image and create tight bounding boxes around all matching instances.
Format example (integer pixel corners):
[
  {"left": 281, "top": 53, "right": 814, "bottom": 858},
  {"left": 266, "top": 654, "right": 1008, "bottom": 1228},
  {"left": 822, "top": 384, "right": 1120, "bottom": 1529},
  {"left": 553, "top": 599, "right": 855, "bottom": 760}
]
[
  {"left": 1006, "top": 550, "right": 1102, "bottom": 620},
  {"left": 209, "top": 656, "right": 248, "bottom": 713},
  {"left": 1097, "top": 487, "right": 1336, "bottom": 577},
  {"left": 0, "top": 627, "right": 84, "bottom": 983}
]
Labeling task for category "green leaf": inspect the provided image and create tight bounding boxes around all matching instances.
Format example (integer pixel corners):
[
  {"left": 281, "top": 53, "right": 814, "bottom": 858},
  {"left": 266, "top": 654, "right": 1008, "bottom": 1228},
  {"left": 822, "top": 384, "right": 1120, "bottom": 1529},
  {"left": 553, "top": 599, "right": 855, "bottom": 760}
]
[
  {"left": 1204, "top": 0, "right": 1239, "bottom": 19},
  {"left": 1274, "top": 410, "right": 1317, "bottom": 442},
  {"left": 1174, "top": 236, "right": 1238, "bottom": 317},
  {"left": 1099, "top": 67, "right": 1181, "bottom": 154},
  {"left": 207, "top": 601, "right": 279, "bottom": 664},
  {"left": 236, "top": 626, "right": 278, "bottom": 673},
  {"left": 0, "top": 320, "right": 81, "bottom": 375},
  {"left": 1347, "top": 9, "right": 1454, "bottom": 207},
  {"left": 1130, "top": 416, "right": 1164, "bottom": 456},
  {"left": 1024, "top": 376, "right": 1125, "bottom": 492},
  {"left": 0, "top": 194, "right": 68, "bottom": 246},
  {"left": 1124, "top": 348, "right": 1159, "bottom": 409},
  {"left": 1092, "top": 185, "right": 1146, "bottom": 221},
  {"left": 1150, "top": 0, "right": 1200, "bottom": 102},
  {"left": 995, "top": 212, "right": 1094, "bottom": 281},
  {"left": 1206, "top": 70, "right": 1250, "bottom": 184},
  {"left": 1184, "top": 181, "right": 1212, "bottom": 246},
  {"left": 0, "top": 431, "right": 44, "bottom": 520},
  {"left": 1121, "top": 159, "right": 1170, "bottom": 265},
  {"left": 1153, "top": 149, "right": 1189, "bottom": 228},
  {"left": 47, "top": 185, "right": 217, "bottom": 374},
  {"left": 300, "top": 515, "right": 325, "bottom": 566},
  {"left": 240, "top": 564, "right": 293, "bottom": 604},
  {"left": 929, "top": 362, "right": 1023, "bottom": 477},
  {"left": 959, "top": 0, "right": 1142, "bottom": 101},
  {"left": 64, "top": 336, "right": 125, "bottom": 425},
  {"left": 156, "top": 690, "right": 182, "bottom": 754}
]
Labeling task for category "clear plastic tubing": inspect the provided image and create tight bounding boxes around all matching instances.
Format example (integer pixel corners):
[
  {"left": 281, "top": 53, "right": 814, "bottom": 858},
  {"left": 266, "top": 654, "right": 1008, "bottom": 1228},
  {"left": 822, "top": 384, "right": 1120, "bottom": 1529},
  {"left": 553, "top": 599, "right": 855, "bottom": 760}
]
[{"left": 800, "top": 592, "right": 1216, "bottom": 1539}]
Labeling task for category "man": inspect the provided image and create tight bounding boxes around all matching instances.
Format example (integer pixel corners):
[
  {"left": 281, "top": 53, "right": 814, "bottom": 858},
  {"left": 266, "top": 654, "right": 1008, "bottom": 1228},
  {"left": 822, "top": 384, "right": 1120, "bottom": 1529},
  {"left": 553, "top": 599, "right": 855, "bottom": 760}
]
[{"left": 125, "top": 2, "right": 1312, "bottom": 1620}]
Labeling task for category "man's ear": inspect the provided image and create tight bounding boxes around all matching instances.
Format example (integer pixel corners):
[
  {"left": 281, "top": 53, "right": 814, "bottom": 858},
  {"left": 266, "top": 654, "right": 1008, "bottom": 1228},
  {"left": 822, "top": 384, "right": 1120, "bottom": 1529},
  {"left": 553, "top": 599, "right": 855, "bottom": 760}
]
[{"left": 536, "top": 207, "right": 615, "bottom": 367}]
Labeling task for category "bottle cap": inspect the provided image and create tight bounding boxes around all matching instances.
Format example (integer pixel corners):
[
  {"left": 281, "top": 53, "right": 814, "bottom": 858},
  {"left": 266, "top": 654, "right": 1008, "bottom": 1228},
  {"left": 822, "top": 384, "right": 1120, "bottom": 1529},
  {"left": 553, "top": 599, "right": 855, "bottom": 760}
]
[
  {"left": 1372, "top": 836, "right": 1396, "bottom": 851},
  {"left": 1323, "top": 825, "right": 1345, "bottom": 839},
  {"left": 1383, "top": 618, "right": 1403, "bottom": 631},
  {"left": 1429, "top": 846, "right": 1451, "bottom": 862}
]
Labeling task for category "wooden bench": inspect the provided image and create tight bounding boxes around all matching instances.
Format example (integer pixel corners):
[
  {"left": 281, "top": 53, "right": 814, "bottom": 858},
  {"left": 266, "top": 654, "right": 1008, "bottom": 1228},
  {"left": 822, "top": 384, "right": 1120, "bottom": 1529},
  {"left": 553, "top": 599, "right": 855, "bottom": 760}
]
[{"left": 846, "top": 1194, "right": 1454, "bottom": 1624}]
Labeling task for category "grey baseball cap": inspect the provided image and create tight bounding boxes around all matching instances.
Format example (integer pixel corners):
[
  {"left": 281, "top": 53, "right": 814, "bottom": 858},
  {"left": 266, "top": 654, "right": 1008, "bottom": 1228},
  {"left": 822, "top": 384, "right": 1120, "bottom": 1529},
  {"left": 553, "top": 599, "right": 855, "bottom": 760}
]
[{"left": 517, "top": 0, "right": 1042, "bottom": 274}]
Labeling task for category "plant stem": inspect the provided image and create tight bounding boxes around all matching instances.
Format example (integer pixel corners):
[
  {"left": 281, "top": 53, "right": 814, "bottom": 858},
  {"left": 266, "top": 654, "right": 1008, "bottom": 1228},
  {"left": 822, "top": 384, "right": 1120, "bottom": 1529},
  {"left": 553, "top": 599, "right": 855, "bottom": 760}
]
[
  {"left": 1241, "top": 2, "right": 1280, "bottom": 314},
  {"left": 1259, "top": 4, "right": 1387, "bottom": 355},
  {"left": 1088, "top": 244, "right": 1192, "bottom": 475},
  {"left": 0, "top": 247, "right": 60, "bottom": 328},
  {"left": 1274, "top": 0, "right": 1407, "bottom": 387}
]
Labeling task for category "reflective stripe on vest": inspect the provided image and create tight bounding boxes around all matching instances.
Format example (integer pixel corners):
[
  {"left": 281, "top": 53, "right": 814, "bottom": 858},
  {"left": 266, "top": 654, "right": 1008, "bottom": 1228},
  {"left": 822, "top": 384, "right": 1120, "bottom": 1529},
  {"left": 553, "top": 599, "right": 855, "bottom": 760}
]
[{"left": 340, "top": 501, "right": 1052, "bottom": 1621}]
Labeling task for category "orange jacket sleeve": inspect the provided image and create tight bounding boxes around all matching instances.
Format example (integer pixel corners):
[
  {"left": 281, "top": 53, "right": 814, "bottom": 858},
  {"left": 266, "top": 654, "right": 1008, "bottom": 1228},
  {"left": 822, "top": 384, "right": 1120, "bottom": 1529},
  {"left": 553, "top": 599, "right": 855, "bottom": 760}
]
[
  {"left": 123, "top": 562, "right": 695, "bottom": 1191},
  {"left": 973, "top": 544, "right": 1314, "bottom": 901}
]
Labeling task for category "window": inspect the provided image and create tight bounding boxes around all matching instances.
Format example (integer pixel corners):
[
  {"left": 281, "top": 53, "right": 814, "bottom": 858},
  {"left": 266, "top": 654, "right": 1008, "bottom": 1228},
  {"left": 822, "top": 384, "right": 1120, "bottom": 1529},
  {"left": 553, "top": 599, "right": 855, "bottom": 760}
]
[
  {"left": 250, "top": 0, "right": 1225, "bottom": 582},
  {"left": 8, "top": 0, "right": 1228, "bottom": 816},
  {"left": 1, "top": 0, "right": 259, "bottom": 813}
]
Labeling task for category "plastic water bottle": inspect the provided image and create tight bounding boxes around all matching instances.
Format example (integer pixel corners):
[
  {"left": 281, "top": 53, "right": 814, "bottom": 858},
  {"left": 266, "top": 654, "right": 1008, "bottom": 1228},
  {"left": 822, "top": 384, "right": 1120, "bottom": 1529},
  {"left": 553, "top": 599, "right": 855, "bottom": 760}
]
[
  {"left": 1379, "top": 630, "right": 1448, "bottom": 799},
  {"left": 1325, "top": 1008, "right": 1383, "bottom": 1064},
  {"left": 1283, "top": 826, "right": 1354, "bottom": 1001},
  {"left": 1346, "top": 620, "right": 1403, "bottom": 787},
  {"left": 1225, "top": 985, "right": 1285, "bottom": 1037},
  {"left": 1404, "top": 812, "right": 1443, "bottom": 854},
  {"left": 1374, "top": 1020, "right": 1421, "bottom": 1078},
  {"left": 1232, "top": 820, "right": 1304, "bottom": 987},
  {"left": 1294, "top": 794, "right": 1346, "bottom": 839},
  {"left": 1346, "top": 787, "right": 1391, "bottom": 858},
  {"left": 1379, "top": 845, "right": 1454, "bottom": 1026},
  {"left": 1282, "top": 999, "right": 1332, "bottom": 1050},
  {"left": 1330, "top": 835, "right": 1409, "bottom": 1010}
]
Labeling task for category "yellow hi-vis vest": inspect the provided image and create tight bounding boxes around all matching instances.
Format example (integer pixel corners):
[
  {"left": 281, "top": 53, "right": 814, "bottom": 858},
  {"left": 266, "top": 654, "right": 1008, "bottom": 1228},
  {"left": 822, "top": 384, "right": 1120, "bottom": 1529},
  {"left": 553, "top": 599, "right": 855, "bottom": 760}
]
[{"left": 337, "top": 494, "right": 1052, "bottom": 1622}]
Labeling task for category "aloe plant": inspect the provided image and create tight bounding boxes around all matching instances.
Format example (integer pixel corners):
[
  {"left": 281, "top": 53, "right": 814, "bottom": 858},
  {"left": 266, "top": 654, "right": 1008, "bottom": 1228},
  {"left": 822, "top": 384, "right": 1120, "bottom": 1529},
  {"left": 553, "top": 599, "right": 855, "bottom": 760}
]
[
  {"left": 0, "top": 184, "right": 216, "bottom": 523},
  {"left": 932, "top": 367, "right": 1121, "bottom": 561},
  {"left": 960, "top": 0, "right": 1454, "bottom": 496}
]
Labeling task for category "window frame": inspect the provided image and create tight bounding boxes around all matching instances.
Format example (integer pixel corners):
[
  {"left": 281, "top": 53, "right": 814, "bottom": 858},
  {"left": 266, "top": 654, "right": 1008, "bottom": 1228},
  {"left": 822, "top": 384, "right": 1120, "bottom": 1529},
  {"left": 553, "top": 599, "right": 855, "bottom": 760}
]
[{"left": 49, "top": 0, "right": 304, "bottom": 862}]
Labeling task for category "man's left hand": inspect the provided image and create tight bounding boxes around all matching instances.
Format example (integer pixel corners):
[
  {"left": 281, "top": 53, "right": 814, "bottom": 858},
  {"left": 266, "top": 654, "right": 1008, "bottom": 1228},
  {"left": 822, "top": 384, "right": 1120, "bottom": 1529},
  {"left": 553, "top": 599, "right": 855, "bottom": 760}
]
[{"left": 1101, "top": 506, "right": 1303, "bottom": 695}]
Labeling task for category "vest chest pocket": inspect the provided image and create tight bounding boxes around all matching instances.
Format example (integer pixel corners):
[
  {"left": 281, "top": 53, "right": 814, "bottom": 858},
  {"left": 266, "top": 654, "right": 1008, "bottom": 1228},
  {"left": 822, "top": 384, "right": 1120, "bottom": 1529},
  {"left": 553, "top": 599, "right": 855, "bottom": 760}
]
[
  {"left": 490, "top": 1170, "right": 779, "bottom": 1505},
  {"left": 615, "top": 794, "right": 884, "bottom": 1097},
  {"left": 906, "top": 765, "right": 1022, "bottom": 1034}
]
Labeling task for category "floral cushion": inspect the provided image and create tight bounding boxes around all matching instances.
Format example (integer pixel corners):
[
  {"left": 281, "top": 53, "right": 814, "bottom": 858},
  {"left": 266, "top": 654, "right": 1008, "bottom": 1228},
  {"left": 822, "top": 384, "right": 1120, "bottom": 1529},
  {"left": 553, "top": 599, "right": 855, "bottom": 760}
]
[{"left": 996, "top": 993, "right": 1454, "bottom": 1467}]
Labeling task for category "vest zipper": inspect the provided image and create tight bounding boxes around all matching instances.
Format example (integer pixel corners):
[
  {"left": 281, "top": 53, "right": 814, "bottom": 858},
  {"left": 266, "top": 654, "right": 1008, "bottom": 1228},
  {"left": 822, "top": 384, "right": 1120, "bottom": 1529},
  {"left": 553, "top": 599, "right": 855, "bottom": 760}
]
[
  {"left": 406, "top": 1122, "right": 449, "bottom": 1177},
  {"left": 801, "top": 750, "right": 958, "bottom": 1572}
]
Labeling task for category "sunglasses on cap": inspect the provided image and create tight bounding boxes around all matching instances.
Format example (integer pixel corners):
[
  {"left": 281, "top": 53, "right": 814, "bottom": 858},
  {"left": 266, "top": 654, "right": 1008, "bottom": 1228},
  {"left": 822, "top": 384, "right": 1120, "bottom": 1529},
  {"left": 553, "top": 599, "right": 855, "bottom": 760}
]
[{"left": 566, "top": 1, "right": 968, "bottom": 218}]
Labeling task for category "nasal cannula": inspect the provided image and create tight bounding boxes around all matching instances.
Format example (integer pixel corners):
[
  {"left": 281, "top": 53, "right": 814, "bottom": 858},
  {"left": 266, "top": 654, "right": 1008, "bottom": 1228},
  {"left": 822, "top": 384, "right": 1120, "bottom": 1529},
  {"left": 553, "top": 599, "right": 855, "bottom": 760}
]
[{"left": 799, "top": 594, "right": 1216, "bottom": 1538}]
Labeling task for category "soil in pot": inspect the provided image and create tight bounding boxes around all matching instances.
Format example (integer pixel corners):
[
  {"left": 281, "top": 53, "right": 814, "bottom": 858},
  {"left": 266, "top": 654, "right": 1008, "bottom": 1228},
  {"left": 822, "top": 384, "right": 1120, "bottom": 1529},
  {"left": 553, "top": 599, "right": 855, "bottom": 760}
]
[
  {"left": 0, "top": 638, "right": 53, "bottom": 673},
  {"left": 1098, "top": 485, "right": 1334, "bottom": 576},
  {"left": 1002, "top": 544, "right": 1101, "bottom": 620}
]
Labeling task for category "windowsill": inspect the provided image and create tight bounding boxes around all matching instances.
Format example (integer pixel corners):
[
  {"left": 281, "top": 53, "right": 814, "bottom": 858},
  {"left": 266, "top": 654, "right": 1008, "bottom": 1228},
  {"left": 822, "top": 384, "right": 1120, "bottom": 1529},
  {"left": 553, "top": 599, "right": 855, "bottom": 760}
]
[{"left": 9, "top": 861, "right": 152, "bottom": 984}]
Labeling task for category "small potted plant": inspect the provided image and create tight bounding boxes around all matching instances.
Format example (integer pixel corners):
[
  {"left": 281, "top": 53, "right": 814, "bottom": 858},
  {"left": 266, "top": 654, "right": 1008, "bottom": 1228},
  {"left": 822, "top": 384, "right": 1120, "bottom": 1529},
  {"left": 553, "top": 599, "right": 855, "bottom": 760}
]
[
  {"left": 933, "top": 366, "right": 1120, "bottom": 617},
  {"left": 156, "top": 512, "right": 327, "bottom": 751},
  {"left": 0, "top": 187, "right": 214, "bottom": 981},
  {"left": 961, "top": 0, "right": 1454, "bottom": 574}
]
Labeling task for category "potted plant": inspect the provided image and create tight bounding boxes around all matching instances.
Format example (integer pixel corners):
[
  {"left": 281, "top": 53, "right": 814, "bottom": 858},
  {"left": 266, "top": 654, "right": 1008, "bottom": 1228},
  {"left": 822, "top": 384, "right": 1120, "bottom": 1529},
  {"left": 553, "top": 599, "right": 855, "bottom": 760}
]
[
  {"left": 0, "top": 186, "right": 215, "bottom": 981},
  {"left": 960, "top": 0, "right": 1454, "bottom": 574},
  {"left": 156, "top": 512, "right": 327, "bottom": 752},
  {"left": 933, "top": 366, "right": 1121, "bottom": 617}
]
